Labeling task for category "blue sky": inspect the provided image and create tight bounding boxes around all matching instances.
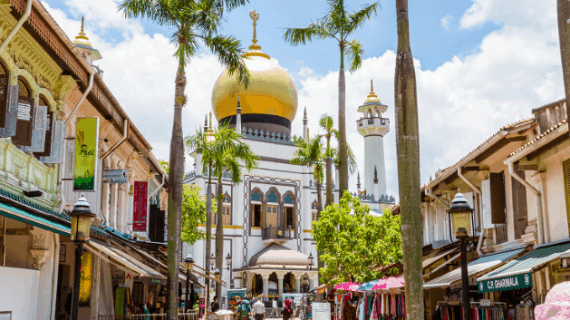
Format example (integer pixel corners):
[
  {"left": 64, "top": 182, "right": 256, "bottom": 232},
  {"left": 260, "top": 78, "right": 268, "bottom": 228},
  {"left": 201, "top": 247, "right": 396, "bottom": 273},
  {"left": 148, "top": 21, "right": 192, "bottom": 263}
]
[{"left": 41, "top": 0, "right": 564, "bottom": 200}]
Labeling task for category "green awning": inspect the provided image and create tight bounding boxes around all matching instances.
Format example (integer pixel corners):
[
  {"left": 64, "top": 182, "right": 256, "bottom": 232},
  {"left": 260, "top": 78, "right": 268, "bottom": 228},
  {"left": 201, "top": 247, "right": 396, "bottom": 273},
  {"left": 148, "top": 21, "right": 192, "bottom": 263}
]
[
  {"left": 0, "top": 201, "right": 70, "bottom": 236},
  {"left": 477, "top": 242, "right": 570, "bottom": 293}
]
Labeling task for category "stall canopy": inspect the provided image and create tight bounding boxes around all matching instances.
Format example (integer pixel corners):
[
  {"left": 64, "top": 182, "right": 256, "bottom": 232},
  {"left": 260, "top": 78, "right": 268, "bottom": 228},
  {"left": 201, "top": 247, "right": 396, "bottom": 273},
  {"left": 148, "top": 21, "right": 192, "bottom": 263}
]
[
  {"left": 423, "top": 248, "right": 525, "bottom": 289},
  {"left": 86, "top": 239, "right": 166, "bottom": 282},
  {"left": 0, "top": 201, "right": 70, "bottom": 236},
  {"left": 477, "top": 242, "right": 570, "bottom": 293}
]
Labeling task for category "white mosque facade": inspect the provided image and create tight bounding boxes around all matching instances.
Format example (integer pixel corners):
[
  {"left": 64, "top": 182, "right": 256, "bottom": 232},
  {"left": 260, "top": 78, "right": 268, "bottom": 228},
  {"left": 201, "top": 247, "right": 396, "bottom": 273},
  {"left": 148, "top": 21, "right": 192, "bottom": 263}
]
[{"left": 182, "top": 11, "right": 395, "bottom": 300}]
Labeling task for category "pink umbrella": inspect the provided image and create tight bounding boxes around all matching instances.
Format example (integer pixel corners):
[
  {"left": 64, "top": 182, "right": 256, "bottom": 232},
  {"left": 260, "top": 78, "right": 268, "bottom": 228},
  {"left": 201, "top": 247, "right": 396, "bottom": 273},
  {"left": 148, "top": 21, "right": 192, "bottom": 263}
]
[
  {"left": 372, "top": 277, "right": 405, "bottom": 291},
  {"left": 335, "top": 282, "right": 361, "bottom": 292},
  {"left": 535, "top": 281, "right": 570, "bottom": 320}
]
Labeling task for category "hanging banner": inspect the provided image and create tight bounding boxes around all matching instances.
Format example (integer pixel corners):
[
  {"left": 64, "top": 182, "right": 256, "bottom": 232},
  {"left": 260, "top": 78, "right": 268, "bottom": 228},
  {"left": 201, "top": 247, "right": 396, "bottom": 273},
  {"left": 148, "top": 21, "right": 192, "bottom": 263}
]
[
  {"left": 133, "top": 181, "right": 148, "bottom": 231},
  {"left": 79, "top": 251, "right": 93, "bottom": 306},
  {"left": 73, "top": 117, "right": 99, "bottom": 191}
]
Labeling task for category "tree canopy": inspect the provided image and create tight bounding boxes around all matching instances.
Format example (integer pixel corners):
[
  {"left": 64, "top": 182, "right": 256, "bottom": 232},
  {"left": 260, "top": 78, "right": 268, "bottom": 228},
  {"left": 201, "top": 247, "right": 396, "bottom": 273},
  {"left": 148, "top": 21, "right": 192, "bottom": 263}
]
[
  {"left": 312, "top": 191, "right": 402, "bottom": 285},
  {"left": 181, "top": 183, "right": 216, "bottom": 244}
]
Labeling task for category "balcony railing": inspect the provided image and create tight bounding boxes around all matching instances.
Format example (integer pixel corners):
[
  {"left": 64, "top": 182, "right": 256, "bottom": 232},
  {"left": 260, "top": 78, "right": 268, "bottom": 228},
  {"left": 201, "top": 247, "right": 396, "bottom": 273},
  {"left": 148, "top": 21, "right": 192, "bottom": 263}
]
[
  {"left": 262, "top": 225, "right": 294, "bottom": 240},
  {"left": 356, "top": 116, "right": 389, "bottom": 127},
  {"left": 99, "top": 312, "right": 198, "bottom": 320}
]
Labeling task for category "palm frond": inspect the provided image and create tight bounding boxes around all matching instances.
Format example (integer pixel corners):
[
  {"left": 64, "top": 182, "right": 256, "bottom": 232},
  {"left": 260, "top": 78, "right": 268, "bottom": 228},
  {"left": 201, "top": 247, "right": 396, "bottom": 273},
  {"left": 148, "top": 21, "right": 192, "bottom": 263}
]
[
  {"left": 283, "top": 21, "right": 331, "bottom": 46},
  {"left": 345, "top": 39, "right": 364, "bottom": 72},
  {"left": 319, "top": 114, "right": 334, "bottom": 131},
  {"left": 205, "top": 35, "right": 251, "bottom": 88},
  {"left": 119, "top": 0, "right": 176, "bottom": 26},
  {"left": 348, "top": 2, "right": 380, "bottom": 32}
]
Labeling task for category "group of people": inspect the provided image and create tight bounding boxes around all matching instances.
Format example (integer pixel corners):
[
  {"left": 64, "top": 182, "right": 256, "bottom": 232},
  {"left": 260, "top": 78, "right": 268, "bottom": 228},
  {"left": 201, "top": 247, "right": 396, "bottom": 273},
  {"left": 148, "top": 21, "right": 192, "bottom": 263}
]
[{"left": 235, "top": 297, "right": 300, "bottom": 320}]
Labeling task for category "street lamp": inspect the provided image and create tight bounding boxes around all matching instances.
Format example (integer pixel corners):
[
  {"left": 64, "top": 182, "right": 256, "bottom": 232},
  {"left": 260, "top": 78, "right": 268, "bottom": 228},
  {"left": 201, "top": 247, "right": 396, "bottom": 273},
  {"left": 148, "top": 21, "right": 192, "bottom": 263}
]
[
  {"left": 447, "top": 192, "right": 474, "bottom": 320},
  {"left": 308, "top": 252, "right": 314, "bottom": 270},
  {"left": 226, "top": 253, "right": 233, "bottom": 288},
  {"left": 210, "top": 252, "right": 216, "bottom": 270},
  {"left": 69, "top": 195, "right": 95, "bottom": 320},
  {"left": 185, "top": 254, "right": 194, "bottom": 313}
]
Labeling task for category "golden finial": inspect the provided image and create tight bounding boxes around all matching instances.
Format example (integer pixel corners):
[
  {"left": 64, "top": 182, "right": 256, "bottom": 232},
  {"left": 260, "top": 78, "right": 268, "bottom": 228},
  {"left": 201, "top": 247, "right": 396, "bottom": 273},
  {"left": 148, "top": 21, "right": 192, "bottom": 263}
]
[
  {"left": 250, "top": 10, "right": 259, "bottom": 44},
  {"left": 367, "top": 79, "right": 377, "bottom": 98},
  {"left": 76, "top": 16, "right": 89, "bottom": 41}
]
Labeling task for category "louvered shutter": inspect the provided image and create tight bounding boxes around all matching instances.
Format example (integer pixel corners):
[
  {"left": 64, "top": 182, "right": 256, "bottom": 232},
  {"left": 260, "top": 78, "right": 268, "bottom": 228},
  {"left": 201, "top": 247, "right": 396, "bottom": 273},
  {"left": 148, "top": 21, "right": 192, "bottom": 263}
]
[
  {"left": 35, "top": 111, "right": 53, "bottom": 157},
  {"left": 40, "top": 121, "right": 65, "bottom": 163},
  {"left": 24, "top": 105, "right": 47, "bottom": 152},
  {"left": 490, "top": 172, "right": 506, "bottom": 224},
  {"left": 0, "top": 85, "right": 18, "bottom": 137},
  {"left": 12, "top": 97, "right": 35, "bottom": 146}
]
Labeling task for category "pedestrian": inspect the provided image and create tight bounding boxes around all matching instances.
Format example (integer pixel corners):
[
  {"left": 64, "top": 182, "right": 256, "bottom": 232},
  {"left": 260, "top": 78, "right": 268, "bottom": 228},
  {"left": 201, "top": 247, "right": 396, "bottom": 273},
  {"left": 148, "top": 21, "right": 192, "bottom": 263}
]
[
  {"left": 281, "top": 298, "right": 292, "bottom": 320},
  {"left": 142, "top": 304, "right": 150, "bottom": 320},
  {"left": 238, "top": 299, "right": 252, "bottom": 320},
  {"left": 270, "top": 298, "right": 279, "bottom": 318},
  {"left": 291, "top": 297, "right": 297, "bottom": 320},
  {"left": 253, "top": 298, "right": 266, "bottom": 320},
  {"left": 211, "top": 296, "right": 220, "bottom": 312}
]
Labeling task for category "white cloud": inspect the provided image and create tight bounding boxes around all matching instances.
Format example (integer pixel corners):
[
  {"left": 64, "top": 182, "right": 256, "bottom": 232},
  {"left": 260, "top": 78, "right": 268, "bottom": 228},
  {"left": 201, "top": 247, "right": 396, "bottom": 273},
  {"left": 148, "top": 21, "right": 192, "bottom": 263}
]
[{"left": 441, "top": 15, "right": 453, "bottom": 30}]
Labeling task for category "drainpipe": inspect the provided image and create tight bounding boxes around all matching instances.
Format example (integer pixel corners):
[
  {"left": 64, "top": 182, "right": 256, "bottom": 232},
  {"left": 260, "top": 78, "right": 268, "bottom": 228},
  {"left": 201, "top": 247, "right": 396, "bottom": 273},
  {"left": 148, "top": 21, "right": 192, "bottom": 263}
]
[
  {"left": 64, "top": 70, "right": 95, "bottom": 127},
  {"left": 100, "top": 119, "right": 128, "bottom": 161},
  {"left": 0, "top": 0, "right": 33, "bottom": 54},
  {"left": 457, "top": 168, "right": 484, "bottom": 256},
  {"left": 506, "top": 161, "right": 544, "bottom": 245},
  {"left": 149, "top": 173, "right": 166, "bottom": 198}
]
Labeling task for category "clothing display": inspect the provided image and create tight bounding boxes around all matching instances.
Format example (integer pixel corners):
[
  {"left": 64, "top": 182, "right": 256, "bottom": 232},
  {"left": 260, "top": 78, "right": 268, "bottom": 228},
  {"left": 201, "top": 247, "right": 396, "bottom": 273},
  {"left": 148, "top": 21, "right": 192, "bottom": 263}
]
[
  {"left": 353, "top": 292, "right": 406, "bottom": 320},
  {"left": 433, "top": 304, "right": 507, "bottom": 320}
]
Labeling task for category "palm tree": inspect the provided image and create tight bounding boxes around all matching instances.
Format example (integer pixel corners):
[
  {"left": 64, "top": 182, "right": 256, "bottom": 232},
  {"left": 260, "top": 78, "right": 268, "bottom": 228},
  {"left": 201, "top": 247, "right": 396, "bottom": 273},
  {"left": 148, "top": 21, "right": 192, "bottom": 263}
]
[
  {"left": 319, "top": 114, "right": 338, "bottom": 207},
  {"left": 208, "top": 124, "right": 258, "bottom": 300},
  {"left": 120, "top": 0, "right": 251, "bottom": 316},
  {"left": 283, "top": 0, "right": 379, "bottom": 196},
  {"left": 558, "top": 0, "right": 570, "bottom": 133},
  {"left": 394, "top": 0, "right": 423, "bottom": 318},
  {"left": 291, "top": 135, "right": 325, "bottom": 215}
]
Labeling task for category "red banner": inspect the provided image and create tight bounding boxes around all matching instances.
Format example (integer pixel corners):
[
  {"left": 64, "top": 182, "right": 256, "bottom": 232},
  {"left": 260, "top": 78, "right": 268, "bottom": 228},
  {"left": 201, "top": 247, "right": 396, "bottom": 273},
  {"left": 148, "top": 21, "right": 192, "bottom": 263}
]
[{"left": 133, "top": 181, "right": 148, "bottom": 232}]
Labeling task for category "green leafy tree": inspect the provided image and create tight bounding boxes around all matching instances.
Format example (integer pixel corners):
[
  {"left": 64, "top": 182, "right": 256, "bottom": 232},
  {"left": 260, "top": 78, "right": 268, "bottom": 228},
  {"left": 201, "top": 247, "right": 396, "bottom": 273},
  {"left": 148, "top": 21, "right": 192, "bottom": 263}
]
[
  {"left": 181, "top": 184, "right": 217, "bottom": 244},
  {"left": 186, "top": 124, "right": 258, "bottom": 300},
  {"left": 312, "top": 191, "right": 402, "bottom": 285},
  {"left": 283, "top": 1, "right": 379, "bottom": 197},
  {"left": 120, "top": 0, "right": 251, "bottom": 316},
  {"left": 291, "top": 135, "right": 325, "bottom": 214}
]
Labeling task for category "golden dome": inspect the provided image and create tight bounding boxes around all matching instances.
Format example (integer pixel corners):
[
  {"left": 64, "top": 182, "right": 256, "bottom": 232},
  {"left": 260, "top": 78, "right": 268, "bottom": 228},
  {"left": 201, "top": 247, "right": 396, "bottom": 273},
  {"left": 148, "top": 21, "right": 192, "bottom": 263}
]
[
  {"left": 364, "top": 80, "right": 382, "bottom": 105},
  {"left": 73, "top": 17, "right": 93, "bottom": 48},
  {"left": 211, "top": 11, "right": 298, "bottom": 123}
]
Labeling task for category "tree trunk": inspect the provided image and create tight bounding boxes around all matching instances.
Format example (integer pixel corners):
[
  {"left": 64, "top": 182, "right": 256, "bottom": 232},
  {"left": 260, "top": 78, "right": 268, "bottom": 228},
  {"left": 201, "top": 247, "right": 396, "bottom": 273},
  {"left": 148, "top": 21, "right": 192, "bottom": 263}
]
[
  {"left": 325, "top": 156, "right": 333, "bottom": 207},
  {"left": 215, "top": 177, "right": 224, "bottom": 302},
  {"left": 205, "top": 164, "right": 213, "bottom": 312},
  {"left": 167, "top": 71, "right": 185, "bottom": 319},
  {"left": 315, "top": 172, "right": 324, "bottom": 287},
  {"left": 558, "top": 0, "right": 570, "bottom": 130},
  {"left": 394, "top": 1, "right": 423, "bottom": 320},
  {"left": 338, "top": 67, "right": 348, "bottom": 195}
]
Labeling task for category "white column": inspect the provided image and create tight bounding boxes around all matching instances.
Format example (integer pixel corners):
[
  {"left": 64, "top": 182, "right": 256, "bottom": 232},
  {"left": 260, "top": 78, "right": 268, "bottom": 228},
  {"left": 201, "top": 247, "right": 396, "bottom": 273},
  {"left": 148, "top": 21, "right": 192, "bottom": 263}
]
[
  {"left": 109, "top": 184, "right": 117, "bottom": 229},
  {"left": 100, "top": 182, "right": 109, "bottom": 224},
  {"left": 278, "top": 275, "right": 284, "bottom": 297},
  {"left": 117, "top": 185, "right": 125, "bottom": 232},
  {"left": 364, "top": 135, "right": 386, "bottom": 196},
  {"left": 263, "top": 276, "right": 269, "bottom": 297},
  {"left": 295, "top": 277, "right": 301, "bottom": 293}
]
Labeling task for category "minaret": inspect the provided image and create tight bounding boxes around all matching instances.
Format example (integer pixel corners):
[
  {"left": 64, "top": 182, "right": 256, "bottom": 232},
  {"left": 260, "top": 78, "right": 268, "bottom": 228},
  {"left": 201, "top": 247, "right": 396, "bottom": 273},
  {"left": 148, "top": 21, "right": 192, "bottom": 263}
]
[
  {"left": 236, "top": 96, "right": 242, "bottom": 134},
  {"left": 72, "top": 17, "right": 102, "bottom": 65},
  {"left": 303, "top": 107, "right": 308, "bottom": 141},
  {"left": 204, "top": 114, "right": 208, "bottom": 132},
  {"left": 357, "top": 80, "right": 389, "bottom": 197},
  {"left": 356, "top": 171, "right": 361, "bottom": 194}
]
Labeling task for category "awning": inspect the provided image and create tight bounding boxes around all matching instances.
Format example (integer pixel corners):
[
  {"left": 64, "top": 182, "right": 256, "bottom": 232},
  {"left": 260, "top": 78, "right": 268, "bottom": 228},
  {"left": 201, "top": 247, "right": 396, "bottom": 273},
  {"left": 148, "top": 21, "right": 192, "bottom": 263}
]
[
  {"left": 0, "top": 201, "right": 70, "bottom": 236},
  {"left": 423, "top": 248, "right": 525, "bottom": 289},
  {"left": 86, "top": 239, "right": 166, "bottom": 282},
  {"left": 423, "top": 247, "right": 459, "bottom": 270},
  {"left": 477, "top": 242, "right": 570, "bottom": 293}
]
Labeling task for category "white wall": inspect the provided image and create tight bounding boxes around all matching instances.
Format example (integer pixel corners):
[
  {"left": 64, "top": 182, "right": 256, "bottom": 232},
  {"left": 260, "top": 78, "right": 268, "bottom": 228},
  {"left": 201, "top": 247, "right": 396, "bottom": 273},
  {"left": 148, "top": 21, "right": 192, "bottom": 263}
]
[{"left": 0, "top": 266, "right": 40, "bottom": 319}]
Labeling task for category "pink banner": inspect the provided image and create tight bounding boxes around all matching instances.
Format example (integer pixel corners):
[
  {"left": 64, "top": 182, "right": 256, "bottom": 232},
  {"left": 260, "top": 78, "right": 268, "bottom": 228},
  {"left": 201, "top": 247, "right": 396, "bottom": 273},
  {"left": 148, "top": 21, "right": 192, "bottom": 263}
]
[{"left": 133, "top": 181, "right": 148, "bottom": 231}]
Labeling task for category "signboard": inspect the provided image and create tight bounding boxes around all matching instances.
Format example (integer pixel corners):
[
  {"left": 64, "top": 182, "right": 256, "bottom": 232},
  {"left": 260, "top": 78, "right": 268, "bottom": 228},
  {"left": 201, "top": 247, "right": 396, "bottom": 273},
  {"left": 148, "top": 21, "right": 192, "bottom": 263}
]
[
  {"left": 312, "top": 303, "right": 331, "bottom": 320},
  {"left": 227, "top": 288, "right": 246, "bottom": 300},
  {"left": 480, "top": 299, "right": 491, "bottom": 307},
  {"left": 133, "top": 181, "right": 148, "bottom": 231},
  {"left": 551, "top": 261, "right": 570, "bottom": 276},
  {"left": 103, "top": 169, "right": 129, "bottom": 183},
  {"left": 142, "top": 277, "right": 167, "bottom": 285},
  {"left": 79, "top": 251, "right": 93, "bottom": 306},
  {"left": 73, "top": 117, "right": 99, "bottom": 191},
  {"left": 478, "top": 272, "right": 532, "bottom": 293}
]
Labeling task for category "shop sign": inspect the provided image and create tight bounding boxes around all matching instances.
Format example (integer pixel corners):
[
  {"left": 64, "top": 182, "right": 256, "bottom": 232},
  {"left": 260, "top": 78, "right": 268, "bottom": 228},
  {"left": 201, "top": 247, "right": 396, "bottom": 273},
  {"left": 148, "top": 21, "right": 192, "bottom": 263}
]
[
  {"left": 133, "top": 181, "right": 148, "bottom": 231},
  {"left": 79, "top": 251, "right": 93, "bottom": 306},
  {"left": 142, "top": 277, "right": 167, "bottom": 285},
  {"left": 227, "top": 288, "right": 246, "bottom": 300},
  {"left": 103, "top": 169, "right": 129, "bottom": 183},
  {"left": 317, "top": 286, "right": 326, "bottom": 294},
  {"left": 478, "top": 272, "right": 532, "bottom": 293},
  {"left": 312, "top": 303, "right": 332, "bottom": 320},
  {"left": 73, "top": 117, "right": 99, "bottom": 191},
  {"left": 551, "top": 261, "right": 570, "bottom": 276}
]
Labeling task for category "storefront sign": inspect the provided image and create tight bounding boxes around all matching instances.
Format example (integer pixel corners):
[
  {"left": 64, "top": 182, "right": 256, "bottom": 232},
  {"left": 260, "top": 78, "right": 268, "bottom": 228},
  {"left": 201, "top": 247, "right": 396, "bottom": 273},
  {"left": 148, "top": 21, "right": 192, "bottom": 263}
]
[
  {"left": 102, "top": 169, "right": 129, "bottom": 183},
  {"left": 312, "top": 303, "right": 331, "bottom": 320},
  {"left": 478, "top": 272, "right": 532, "bottom": 293},
  {"left": 142, "top": 277, "right": 167, "bottom": 285},
  {"left": 227, "top": 288, "right": 246, "bottom": 300},
  {"left": 73, "top": 117, "right": 99, "bottom": 191},
  {"left": 133, "top": 181, "right": 148, "bottom": 231},
  {"left": 79, "top": 251, "right": 93, "bottom": 306},
  {"left": 551, "top": 261, "right": 570, "bottom": 276}
]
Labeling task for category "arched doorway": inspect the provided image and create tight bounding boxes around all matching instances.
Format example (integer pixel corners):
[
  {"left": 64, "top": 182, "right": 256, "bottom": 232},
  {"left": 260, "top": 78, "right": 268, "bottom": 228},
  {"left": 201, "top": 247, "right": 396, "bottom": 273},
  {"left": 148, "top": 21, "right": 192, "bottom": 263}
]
[
  {"left": 283, "top": 272, "right": 296, "bottom": 293},
  {"left": 300, "top": 274, "right": 310, "bottom": 293},
  {"left": 269, "top": 272, "right": 278, "bottom": 296},
  {"left": 252, "top": 274, "right": 264, "bottom": 296}
]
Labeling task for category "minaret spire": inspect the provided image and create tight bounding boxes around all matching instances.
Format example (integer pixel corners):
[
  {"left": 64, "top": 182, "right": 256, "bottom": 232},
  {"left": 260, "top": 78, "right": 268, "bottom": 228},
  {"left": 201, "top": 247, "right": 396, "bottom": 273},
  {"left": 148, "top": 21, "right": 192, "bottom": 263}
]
[
  {"left": 357, "top": 171, "right": 361, "bottom": 193},
  {"left": 244, "top": 10, "right": 270, "bottom": 59},
  {"left": 303, "top": 106, "right": 308, "bottom": 141},
  {"left": 204, "top": 114, "right": 208, "bottom": 131},
  {"left": 236, "top": 96, "right": 242, "bottom": 134}
]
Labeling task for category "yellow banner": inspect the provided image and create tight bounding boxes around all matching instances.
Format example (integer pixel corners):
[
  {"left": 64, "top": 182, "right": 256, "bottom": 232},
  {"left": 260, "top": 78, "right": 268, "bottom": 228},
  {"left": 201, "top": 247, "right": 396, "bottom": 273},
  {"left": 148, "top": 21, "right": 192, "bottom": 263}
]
[
  {"left": 73, "top": 117, "right": 99, "bottom": 191},
  {"left": 79, "top": 251, "right": 93, "bottom": 306}
]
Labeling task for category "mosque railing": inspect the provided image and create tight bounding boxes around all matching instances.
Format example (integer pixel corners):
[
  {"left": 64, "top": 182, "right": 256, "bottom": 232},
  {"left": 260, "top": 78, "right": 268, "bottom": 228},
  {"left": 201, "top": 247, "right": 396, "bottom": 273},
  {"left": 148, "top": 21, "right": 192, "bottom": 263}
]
[
  {"left": 356, "top": 117, "right": 390, "bottom": 127},
  {"left": 262, "top": 225, "right": 294, "bottom": 240}
]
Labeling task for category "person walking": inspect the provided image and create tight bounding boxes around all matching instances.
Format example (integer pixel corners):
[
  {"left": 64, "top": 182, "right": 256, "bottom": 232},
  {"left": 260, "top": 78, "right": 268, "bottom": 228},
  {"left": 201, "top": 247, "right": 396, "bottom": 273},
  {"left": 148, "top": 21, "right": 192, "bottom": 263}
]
[
  {"left": 253, "top": 299, "right": 266, "bottom": 320},
  {"left": 270, "top": 298, "right": 279, "bottom": 318},
  {"left": 281, "top": 299, "right": 292, "bottom": 320},
  {"left": 211, "top": 296, "right": 220, "bottom": 312},
  {"left": 291, "top": 297, "right": 297, "bottom": 320},
  {"left": 238, "top": 299, "right": 251, "bottom": 320}
]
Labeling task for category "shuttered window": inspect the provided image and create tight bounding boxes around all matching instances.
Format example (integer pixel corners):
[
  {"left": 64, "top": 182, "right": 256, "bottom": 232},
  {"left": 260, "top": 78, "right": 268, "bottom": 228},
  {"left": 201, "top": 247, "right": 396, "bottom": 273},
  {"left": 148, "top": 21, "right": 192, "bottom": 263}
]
[
  {"left": 34, "top": 98, "right": 53, "bottom": 157},
  {"left": 563, "top": 159, "right": 570, "bottom": 235},
  {"left": 12, "top": 79, "right": 34, "bottom": 146},
  {"left": 490, "top": 172, "right": 506, "bottom": 224}
]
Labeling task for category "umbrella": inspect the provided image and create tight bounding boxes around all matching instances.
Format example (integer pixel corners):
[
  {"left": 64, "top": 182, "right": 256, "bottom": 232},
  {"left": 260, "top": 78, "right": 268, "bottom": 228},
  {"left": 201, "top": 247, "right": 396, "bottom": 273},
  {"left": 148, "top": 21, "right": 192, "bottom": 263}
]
[
  {"left": 357, "top": 280, "right": 380, "bottom": 292},
  {"left": 372, "top": 277, "right": 405, "bottom": 291},
  {"left": 535, "top": 281, "right": 570, "bottom": 320},
  {"left": 334, "top": 282, "right": 360, "bottom": 292}
]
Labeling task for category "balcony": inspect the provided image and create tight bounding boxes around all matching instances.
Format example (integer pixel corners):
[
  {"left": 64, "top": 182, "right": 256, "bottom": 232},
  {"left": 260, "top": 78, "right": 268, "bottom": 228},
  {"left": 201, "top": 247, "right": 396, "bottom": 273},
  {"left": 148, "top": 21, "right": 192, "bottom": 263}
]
[
  {"left": 262, "top": 225, "right": 294, "bottom": 242},
  {"left": 356, "top": 116, "right": 390, "bottom": 137}
]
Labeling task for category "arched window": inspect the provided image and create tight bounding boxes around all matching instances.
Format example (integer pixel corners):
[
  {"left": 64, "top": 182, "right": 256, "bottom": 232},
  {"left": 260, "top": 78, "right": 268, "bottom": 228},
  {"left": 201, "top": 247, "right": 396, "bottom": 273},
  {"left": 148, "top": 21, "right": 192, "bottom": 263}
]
[
  {"left": 0, "top": 61, "right": 8, "bottom": 128},
  {"left": 311, "top": 200, "right": 318, "bottom": 223},
  {"left": 266, "top": 189, "right": 279, "bottom": 229},
  {"left": 267, "top": 190, "right": 279, "bottom": 203},
  {"left": 12, "top": 77, "right": 34, "bottom": 146},
  {"left": 284, "top": 193, "right": 294, "bottom": 205},
  {"left": 251, "top": 190, "right": 262, "bottom": 202},
  {"left": 222, "top": 193, "right": 231, "bottom": 225},
  {"left": 251, "top": 189, "right": 263, "bottom": 228}
]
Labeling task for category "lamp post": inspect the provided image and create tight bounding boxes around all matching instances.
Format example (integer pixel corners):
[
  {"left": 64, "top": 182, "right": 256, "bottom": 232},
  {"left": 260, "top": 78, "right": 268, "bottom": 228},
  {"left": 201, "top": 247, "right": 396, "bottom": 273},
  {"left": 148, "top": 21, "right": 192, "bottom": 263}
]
[
  {"left": 68, "top": 195, "right": 95, "bottom": 320},
  {"left": 185, "top": 254, "right": 194, "bottom": 313},
  {"left": 210, "top": 252, "right": 216, "bottom": 270},
  {"left": 447, "top": 192, "right": 474, "bottom": 320},
  {"left": 308, "top": 252, "right": 314, "bottom": 270},
  {"left": 226, "top": 253, "right": 233, "bottom": 289}
]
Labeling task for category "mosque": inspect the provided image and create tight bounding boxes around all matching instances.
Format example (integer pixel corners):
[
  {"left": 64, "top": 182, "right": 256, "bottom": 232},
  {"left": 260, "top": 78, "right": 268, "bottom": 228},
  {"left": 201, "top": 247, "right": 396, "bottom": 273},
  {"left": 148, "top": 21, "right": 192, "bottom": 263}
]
[{"left": 183, "top": 11, "right": 395, "bottom": 300}]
